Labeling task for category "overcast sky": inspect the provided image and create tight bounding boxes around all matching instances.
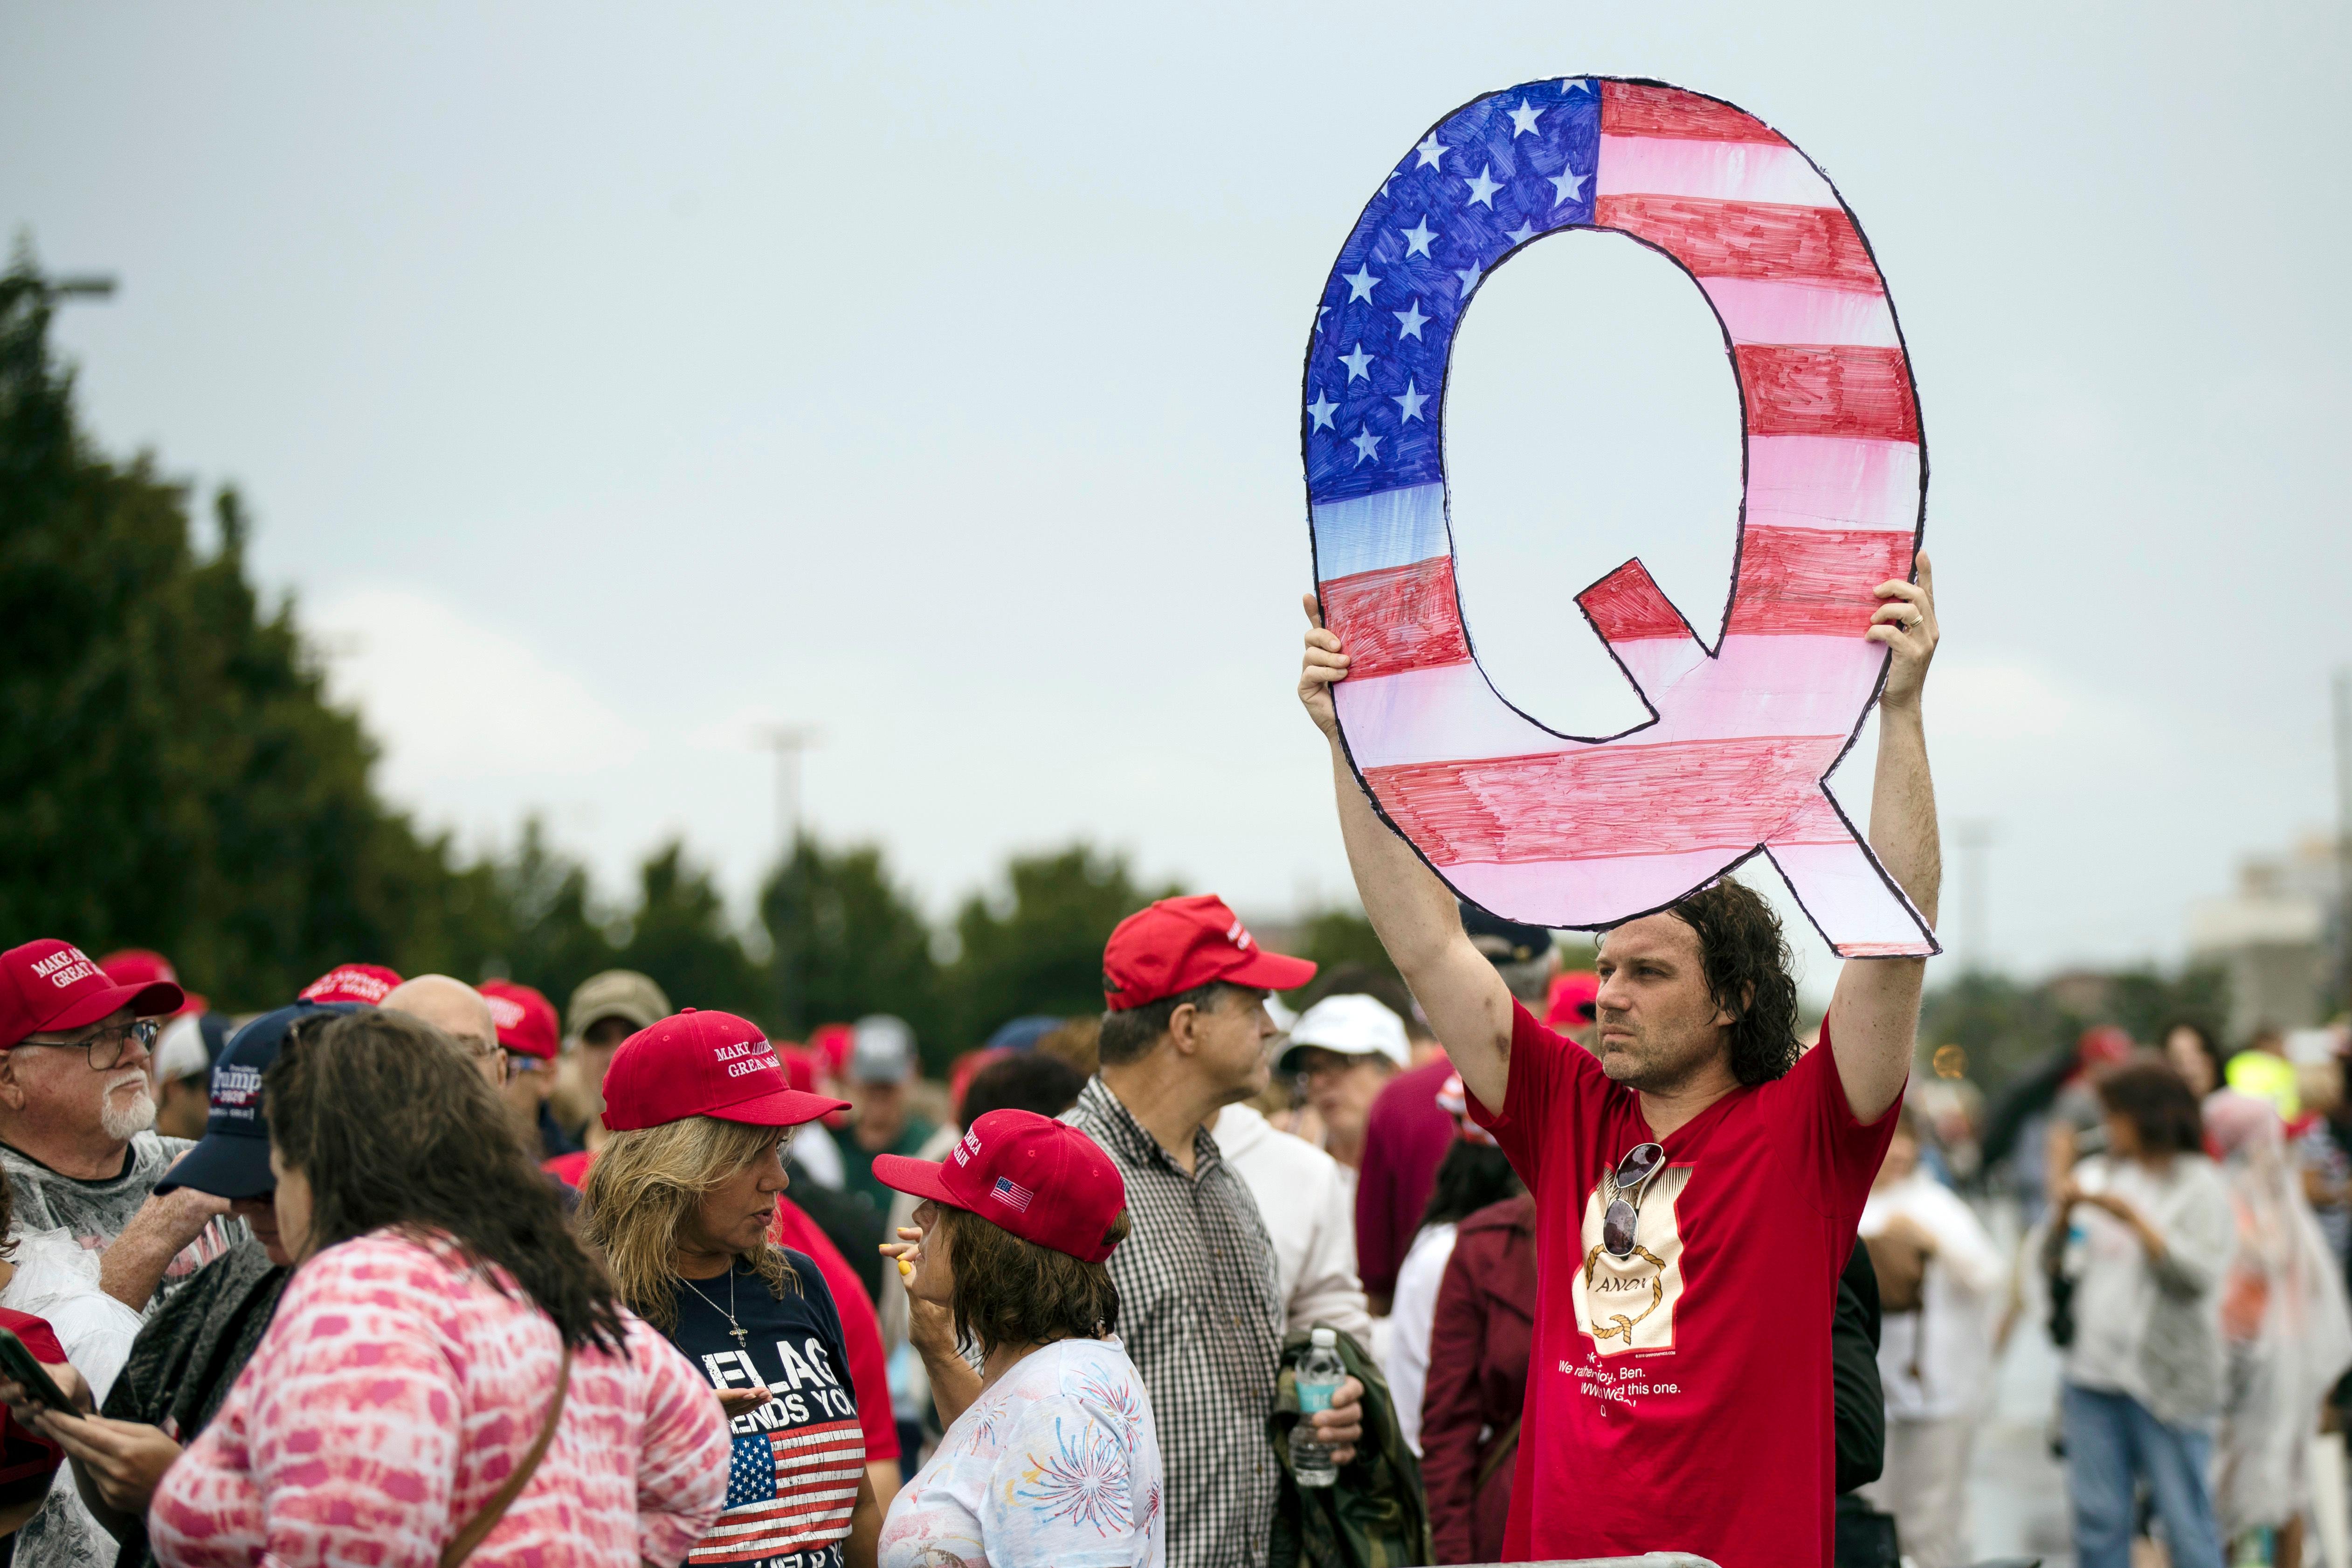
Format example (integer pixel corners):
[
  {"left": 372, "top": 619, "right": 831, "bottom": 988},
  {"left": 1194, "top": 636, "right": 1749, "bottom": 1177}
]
[{"left": 5, "top": 3, "right": 2346, "bottom": 994}]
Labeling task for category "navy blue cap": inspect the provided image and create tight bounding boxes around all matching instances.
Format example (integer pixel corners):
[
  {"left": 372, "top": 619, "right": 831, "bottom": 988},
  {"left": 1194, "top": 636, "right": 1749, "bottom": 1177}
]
[
  {"left": 985, "top": 1015, "right": 1062, "bottom": 1052},
  {"left": 1458, "top": 901, "right": 1554, "bottom": 966},
  {"left": 155, "top": 1001, "right": 359, "bottom": 1199}
]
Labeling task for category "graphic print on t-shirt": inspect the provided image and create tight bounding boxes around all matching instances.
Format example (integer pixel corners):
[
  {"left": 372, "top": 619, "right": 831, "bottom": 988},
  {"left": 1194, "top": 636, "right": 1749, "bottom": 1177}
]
[
  {"left": 1571, "top": 1163, "right": 1692, "bottom": 1356},
  {"left": 674, "top": 1263, "right": 867, "bottom": 1568}
]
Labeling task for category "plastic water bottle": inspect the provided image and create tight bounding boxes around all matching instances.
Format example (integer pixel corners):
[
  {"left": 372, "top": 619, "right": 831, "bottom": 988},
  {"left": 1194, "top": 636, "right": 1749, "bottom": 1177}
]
[{"left": 1289, "top": 1327, "right": 1346, "bottom": 1488}]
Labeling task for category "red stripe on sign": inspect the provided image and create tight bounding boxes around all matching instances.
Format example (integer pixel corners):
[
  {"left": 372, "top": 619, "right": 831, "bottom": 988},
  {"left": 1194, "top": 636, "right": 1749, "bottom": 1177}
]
[
  {"left": 1577, "top": 560, "right": 1692, "bottom": 643},
  {"left": 1725, "top": 526, "right": 1915, "bottom": 636},
  {"left": 1366, "top": 736, "right": 1846, "bottom": 864},
  {"left": 1593, "top": 196, "right": 1880, "bottom": 292},
  {"left": 1736, "top": 345, "right": 1919, "bottom": 443},
  {"left": 1322, "top": 556, "right": 1472, "bottom": 679},
  {"left": 1601, "top": 82, "right": 1781, "bottom": 144}
]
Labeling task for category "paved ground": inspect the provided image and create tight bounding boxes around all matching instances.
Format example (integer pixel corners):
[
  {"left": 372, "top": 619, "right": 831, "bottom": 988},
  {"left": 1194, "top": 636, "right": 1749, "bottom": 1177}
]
[{"left": 1967, "top": 1320, "right": 2075, "bottom": 1566}]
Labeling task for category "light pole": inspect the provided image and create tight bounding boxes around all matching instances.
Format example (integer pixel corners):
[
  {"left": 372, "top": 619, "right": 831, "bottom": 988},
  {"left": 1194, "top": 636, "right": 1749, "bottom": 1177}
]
[
  {"left": 753, "top": 725, "right": 819, "bottom": 855},
  {"left": 754, "top": 726, "right": 819, "bottom": 1035},
  {"left": 39, "top": 275, "right": 117, "bottom": 302}
]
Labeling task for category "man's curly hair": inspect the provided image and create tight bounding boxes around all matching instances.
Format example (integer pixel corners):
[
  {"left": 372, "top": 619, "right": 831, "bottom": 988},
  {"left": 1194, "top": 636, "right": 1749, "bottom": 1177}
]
[{"left": 1657, "top": 878, "right": 1801, "bottom": 1086}]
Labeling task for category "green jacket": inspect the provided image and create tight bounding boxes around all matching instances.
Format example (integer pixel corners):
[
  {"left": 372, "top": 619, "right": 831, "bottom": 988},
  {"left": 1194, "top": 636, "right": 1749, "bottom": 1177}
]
[{"left": 1268, "top": 1324, "right": 1433, "bottom": 1568}]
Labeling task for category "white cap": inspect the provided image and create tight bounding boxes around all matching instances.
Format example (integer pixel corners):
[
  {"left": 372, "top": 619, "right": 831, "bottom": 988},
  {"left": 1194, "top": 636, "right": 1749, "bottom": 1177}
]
[
  {"left": 1310, "top": 1326, "right": 1338, "bottom": 1347},
  {"left": 1278, "top": 993, "right": 1410, "bottom": 1071},
  {"left": 153, "top": 1013, "right": 210, "bottom": 1084}
]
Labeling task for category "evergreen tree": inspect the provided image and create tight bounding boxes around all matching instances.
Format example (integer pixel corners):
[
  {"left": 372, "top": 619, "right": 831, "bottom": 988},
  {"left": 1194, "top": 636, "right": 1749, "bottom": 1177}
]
[
  {"left": 0, "top": 248, "right": 496, "bottom": 1007},
  {"left": 478, "top": 816, "right": 621, "bottom": 1008},
  {"left": 760, "top": 835, "right": 943, "bottom": 1053},
  {"left": 941, "top": 844, "right": 1179, "bottom": 1055},
  {"left": 612, "top": 840, "right": 766, "bottom": 1022}
]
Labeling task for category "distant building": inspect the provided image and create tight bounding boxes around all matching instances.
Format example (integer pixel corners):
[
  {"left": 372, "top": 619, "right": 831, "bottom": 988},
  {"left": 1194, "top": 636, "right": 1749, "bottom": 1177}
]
[{"left": 2188, "top": 833, "right": 2340, "bottom": 1041}]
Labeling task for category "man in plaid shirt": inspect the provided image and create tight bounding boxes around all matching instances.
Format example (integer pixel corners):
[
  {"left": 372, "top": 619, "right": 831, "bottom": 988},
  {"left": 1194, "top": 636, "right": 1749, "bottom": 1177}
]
[{"left": 1062, "top": 895, "right": 1368, "bottom": 1568}]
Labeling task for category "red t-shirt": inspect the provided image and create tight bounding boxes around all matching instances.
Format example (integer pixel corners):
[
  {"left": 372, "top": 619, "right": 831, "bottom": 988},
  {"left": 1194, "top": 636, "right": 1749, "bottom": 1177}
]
[
  {"left": 768, "top": 1195, "right": 902, "bottom": 1464},
  {"left": 1468, "top": 1003, "right": 1897, "bottom": 1568},
  {"left": 0, "top": 1308, "right": 66, "bottom": 1492}
]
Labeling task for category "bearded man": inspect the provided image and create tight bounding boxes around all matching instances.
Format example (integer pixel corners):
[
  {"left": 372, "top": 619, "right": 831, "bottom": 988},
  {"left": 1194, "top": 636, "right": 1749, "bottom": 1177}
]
[
  {"left": 0, "top": 941, "right": 234, "bottom": 1313},
  {"left": 1297, "top": 560, "right": 1944, "bottom": 1568}
]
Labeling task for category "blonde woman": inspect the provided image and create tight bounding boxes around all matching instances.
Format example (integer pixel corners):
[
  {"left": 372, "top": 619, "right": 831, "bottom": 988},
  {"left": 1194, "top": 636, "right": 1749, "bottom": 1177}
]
[{"left": 580, "top": 1009, "right": 884, "bottom": 1568}]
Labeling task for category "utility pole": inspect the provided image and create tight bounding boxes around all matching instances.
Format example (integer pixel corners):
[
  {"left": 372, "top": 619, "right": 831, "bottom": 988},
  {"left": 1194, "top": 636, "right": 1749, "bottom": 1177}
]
[
  {"left": 1954, "top": 820, "right": 1997, "bottom": 975},
  {"left": 2334, "top": 671, "right": 2352, "bottom": 1011},
  {"left": 754, "top": 725, "right": 819, "bottom": 1036}
]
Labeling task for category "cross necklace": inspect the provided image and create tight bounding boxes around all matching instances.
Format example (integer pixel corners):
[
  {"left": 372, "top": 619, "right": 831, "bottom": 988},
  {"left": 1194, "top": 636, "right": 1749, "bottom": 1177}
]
[{"left": 683, "top": 1265, "right": 748, "bottom": 1349}]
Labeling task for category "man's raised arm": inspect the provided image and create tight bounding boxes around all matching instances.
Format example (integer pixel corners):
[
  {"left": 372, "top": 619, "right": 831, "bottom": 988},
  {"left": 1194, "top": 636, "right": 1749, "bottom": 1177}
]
[
  {"left": 1298, "top": 595, "right": 1515, "bottom": 1112},
  {"left": 1825, "top": 554, "right": 1944, "bottom": 1124}
]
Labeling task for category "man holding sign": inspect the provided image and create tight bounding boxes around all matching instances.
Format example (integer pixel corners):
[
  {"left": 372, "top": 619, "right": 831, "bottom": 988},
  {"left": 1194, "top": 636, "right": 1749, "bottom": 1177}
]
[{"left": 1297, "top": 561, "right": 1940, "bottom": 1568}]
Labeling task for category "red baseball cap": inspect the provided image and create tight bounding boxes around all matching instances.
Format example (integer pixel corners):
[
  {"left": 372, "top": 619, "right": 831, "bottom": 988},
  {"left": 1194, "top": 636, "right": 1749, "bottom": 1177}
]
[
  {"left": 807, "top": 1022, "right": 855, "bottom": 1077},
  {"left": 873, "top": 1109, "right": 1128, "bottom": 1263},
  {"left": 1102, "top": 895, "right": 1316, "bottom": 1011},
  {"left": 97, "top": 950, "right": 206, "bottom": 1017},
  {"left": 299, "top": 964, "right": 404, "bottom": 1007},
  {"left": 0, "top": 940, "right": 186, "bottom": 1050},
  {"left": 480, "top": 979, "right": 560, "bottom": 1062},
  {"left": 600, "top": 1009, "right": 849, "bottom": 1132},
  {"left": 1545, "top": 970, "right": 1600, "bottom": 1029},
  {"left": 775, "top": 1045, "right": 822, "bottom": 1096}
]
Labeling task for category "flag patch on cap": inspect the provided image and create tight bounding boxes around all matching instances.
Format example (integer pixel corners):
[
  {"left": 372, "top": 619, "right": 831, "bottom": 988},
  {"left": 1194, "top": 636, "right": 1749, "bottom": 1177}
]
[{"left": 991, "top": 1176, "right": 1034, "bottom": 1214}]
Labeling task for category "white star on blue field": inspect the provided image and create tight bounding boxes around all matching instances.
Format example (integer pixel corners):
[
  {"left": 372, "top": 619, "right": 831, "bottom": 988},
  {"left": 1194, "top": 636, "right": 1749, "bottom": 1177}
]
[{"left": 1304, "top": 77, "right": 1600, "bottom": 504}]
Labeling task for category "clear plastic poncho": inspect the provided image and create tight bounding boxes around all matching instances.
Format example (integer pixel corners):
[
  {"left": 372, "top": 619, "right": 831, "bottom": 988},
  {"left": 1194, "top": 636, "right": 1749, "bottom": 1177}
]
[{"left": 2208, "top": 1089, "right": 2352, "bottom": 1536}]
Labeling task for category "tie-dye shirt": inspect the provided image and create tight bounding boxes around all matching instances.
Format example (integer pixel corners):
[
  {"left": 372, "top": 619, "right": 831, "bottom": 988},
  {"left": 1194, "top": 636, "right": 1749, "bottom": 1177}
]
[
  {"left": 878, "top": 1335, "right": 1162, "bottom": 1568},
  {"left": 147, "top": 1230, "right": 731, "bottom": 1568}
]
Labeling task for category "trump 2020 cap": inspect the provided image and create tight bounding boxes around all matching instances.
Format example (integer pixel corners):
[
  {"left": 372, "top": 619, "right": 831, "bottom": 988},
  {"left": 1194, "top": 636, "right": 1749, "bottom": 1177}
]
[
  {"left": 598, "top": 1008, "right": 849, "bottom": 1132},
  {"left": 156, "top": 1002, "right": 360, "bottom": 1199},
  {"left": 872, "top": 1109, "right": 1128, "bottom": 1263},
  {"left": 480, "top": 979, "right": 560, "bottom": 1062},
  {"left": 0, "top": 940, "right": 186, "bottom": 1051},
  {"left": 1101, "top": 895, "right": 1317, "bottom": 1011}
]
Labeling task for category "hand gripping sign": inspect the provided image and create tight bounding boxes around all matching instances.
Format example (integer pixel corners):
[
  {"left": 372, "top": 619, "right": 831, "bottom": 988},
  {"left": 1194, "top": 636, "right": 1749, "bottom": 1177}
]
[{"left": 1304, "top": 77, "right": 1937, "bottom": 958}]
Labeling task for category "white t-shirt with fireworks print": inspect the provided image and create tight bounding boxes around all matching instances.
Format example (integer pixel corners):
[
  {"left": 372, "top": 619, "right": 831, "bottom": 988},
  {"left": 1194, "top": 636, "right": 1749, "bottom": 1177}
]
[{"left": 878, "top": 1334, "right": 1162, "bottom": 1568}]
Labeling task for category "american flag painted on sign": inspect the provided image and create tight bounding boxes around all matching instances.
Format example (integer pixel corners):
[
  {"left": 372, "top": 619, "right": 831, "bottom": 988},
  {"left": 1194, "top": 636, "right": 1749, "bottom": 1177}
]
[
  {"left": 689, "top": 1416, "right": 865, "bottom": 1567},
  {"left": 1304, "top": 77, "right": 1938, "bottom": 958}
]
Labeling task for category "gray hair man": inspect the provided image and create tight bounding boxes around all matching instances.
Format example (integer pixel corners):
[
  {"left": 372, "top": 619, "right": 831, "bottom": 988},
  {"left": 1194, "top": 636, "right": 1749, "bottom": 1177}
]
[{"left": 0, "top": 941, "right": 231, "bottom": 1316}]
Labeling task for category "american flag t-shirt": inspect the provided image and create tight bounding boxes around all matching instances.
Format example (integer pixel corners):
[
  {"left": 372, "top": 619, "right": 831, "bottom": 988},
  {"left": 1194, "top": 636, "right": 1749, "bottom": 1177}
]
[
  {"left": 672, "top": 1258, "right": 868, "bottom": 1568},
  {"left": 697, "top": 1418, "right": 866, "bottom": 1567}
]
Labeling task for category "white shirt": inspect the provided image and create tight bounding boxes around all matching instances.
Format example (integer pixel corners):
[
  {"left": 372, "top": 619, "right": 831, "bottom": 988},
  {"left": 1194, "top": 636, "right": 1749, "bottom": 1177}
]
[
  {"left": 3, "top": 1226, "right": 146, "bottom": 1568},
  {"left": 1209, "top": 1105, "right": 1374, "bottom": 1345},
  {"left": 791, "top": 1120, "right": 846, "bottom": 1190},
  {"left": 1857, "top": 1174, "right": 2004, "bottom": 1419},
  {"left": 879, "top": 1336, "right": 1163, "bottom": 1568},
  {"left": 1382, "top": 1222, "right": 1459, "bottom": 1454}
]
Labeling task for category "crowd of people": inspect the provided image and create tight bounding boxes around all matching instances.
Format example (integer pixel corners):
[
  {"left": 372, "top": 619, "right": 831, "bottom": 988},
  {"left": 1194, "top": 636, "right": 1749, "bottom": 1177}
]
[{"left": 1, "top": 560, "right": 2312, "bottom": 1568}]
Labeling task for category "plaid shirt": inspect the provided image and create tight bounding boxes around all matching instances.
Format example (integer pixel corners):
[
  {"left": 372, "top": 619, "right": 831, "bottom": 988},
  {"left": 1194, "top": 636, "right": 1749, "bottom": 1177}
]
[{"left": 1064, "top": 1076, "right": 1285, "bottom": 1568}]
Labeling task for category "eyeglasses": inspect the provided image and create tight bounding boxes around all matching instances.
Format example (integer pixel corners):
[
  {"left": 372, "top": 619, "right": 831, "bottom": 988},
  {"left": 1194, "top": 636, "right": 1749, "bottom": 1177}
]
[
  {"left": 1601, "top": 1141, "right": 1666, "bottom": 1259},
  {"left": 504, "top": 1050, "right": 543, "bottom": 1075},
  {"left": 17, "top": 1018, "right": 160, "bottom": 1071}
]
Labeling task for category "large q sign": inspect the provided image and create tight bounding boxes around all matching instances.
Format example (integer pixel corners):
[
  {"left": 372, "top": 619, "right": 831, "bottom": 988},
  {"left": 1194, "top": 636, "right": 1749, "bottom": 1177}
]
[{"left": 1304, "top": 76, "right": 1936, "bottom": 959}]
